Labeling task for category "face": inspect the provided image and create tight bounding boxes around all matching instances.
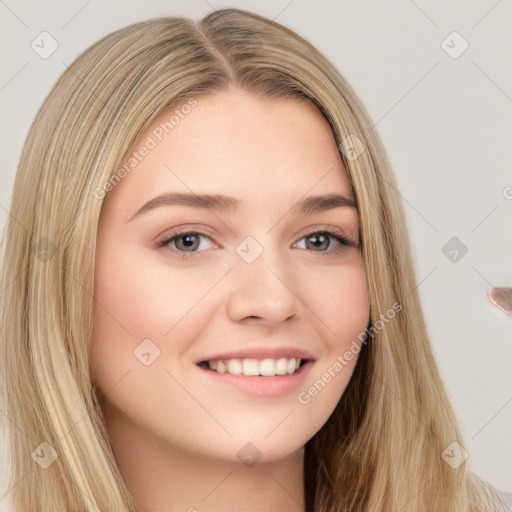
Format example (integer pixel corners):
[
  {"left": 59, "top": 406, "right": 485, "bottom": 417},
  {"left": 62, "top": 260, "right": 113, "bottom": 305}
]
[{"left": 91, "top": 88, "right": 369, "bottom": 464}]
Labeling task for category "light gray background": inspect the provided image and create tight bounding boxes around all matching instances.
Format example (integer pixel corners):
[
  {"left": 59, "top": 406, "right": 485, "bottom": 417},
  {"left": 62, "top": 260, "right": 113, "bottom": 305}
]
[{"left": 1, "top": 0, "right": 511, "bottom": 509}]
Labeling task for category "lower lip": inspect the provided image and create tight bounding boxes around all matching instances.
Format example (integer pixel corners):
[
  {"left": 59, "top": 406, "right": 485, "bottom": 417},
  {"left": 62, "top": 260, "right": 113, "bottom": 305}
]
[{"left": 196, "top": 361, "right": 314, "bottom": 398}]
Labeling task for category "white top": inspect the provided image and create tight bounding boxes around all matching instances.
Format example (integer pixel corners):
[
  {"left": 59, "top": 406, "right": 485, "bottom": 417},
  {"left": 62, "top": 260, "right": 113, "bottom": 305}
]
[{"left": 499, "top": 490, "right": 512, "bottom": 511}]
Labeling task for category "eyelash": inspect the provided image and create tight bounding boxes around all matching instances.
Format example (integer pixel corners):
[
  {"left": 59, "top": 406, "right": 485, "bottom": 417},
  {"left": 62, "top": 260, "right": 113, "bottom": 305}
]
[{"left": 154, "top": 227, "right": 355, "bottom": 260}]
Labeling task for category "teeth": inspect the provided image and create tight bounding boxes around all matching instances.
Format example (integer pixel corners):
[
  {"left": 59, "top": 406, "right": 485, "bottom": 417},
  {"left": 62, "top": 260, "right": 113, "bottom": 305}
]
[
  {"left": 242, "top": 359, "right": 259, "bottom": 376},
  {"left": 227, "top": 359, "right": 242, "bottom": 375},
  {"left": 275, "top": 358, "right": 288, "bottom": 375},
  {"left": 207, "top": 357, "right": 303, "bottom": 376},
  {"left": 259, "top": 359, "right": 275, "bottom": 376}
]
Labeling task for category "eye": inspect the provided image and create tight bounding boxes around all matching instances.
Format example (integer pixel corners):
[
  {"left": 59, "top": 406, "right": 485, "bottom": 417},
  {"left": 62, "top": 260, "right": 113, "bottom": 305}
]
[
  {"left": 154, "top": 227, "right": 356, "bottom": 259},
  {"left": 155, "top": 230, "right": 214, "bottom": 258},
  {"left": 294, "top": 229, "right": 354, "bottom": 254}
]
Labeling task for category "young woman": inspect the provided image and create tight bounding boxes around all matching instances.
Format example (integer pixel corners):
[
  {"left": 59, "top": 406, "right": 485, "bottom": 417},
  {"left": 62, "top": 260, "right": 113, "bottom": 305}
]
[{"left": 0, "top": 8, "right": 509, "bottom": 512}]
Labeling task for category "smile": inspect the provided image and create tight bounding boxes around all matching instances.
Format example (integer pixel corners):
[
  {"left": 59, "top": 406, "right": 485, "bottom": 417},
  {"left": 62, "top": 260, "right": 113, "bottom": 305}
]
[
  {"left": 196, "top": 358, "right": 314, "bottom": 398},
  {"left": 198, "top": 357, "right": 305, "bottom": 377}
]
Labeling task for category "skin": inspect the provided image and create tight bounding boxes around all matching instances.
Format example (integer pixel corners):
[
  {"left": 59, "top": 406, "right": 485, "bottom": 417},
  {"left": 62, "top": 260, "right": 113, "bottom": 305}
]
[{"left": 91, "top": 87, "right": 370, "bottom": 512}]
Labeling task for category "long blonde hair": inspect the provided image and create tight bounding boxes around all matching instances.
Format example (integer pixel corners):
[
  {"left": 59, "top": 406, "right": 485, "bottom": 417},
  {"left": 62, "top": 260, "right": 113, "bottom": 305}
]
[{"left": 0, "top": 8, "right": 502, "bottom": 511}]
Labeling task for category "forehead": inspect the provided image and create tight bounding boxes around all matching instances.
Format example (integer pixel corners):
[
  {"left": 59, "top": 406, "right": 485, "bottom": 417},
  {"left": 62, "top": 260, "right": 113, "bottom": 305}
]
[{"left": 101, "top": 89, "right": 353, "bottom": 217}]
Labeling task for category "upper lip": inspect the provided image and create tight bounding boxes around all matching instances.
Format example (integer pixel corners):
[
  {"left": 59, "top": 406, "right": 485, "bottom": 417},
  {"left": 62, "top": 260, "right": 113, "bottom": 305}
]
[{"left": 196, "top": 346, "right": 316, "bottom": 363}]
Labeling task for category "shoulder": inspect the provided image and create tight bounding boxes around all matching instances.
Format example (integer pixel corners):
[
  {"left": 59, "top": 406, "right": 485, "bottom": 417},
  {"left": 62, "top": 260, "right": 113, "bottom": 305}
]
[{"left": 497, "top": 489, "right": 512, "bottom": 511}]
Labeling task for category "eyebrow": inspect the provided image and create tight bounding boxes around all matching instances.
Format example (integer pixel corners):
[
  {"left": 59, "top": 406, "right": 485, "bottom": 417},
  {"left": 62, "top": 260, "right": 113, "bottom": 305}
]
[{"left": 127, "top": 192, "right": 357, "bottom": 222}]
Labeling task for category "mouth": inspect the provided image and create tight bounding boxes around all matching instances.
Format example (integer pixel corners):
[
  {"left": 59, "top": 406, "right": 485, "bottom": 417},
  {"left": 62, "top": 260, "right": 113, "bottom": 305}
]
[
  {"left": 196, "top": 356, "right": 314, "bottom": 398},
  {"left": 197, "top": 357, "right": 308, "bottom": 377}
]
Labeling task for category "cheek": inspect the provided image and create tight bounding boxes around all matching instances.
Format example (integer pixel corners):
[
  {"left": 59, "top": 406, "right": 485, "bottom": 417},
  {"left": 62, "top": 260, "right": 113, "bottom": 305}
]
[
  {"left": 301, "top": 255, "right": 369, "bottom": 350},
  {"left": 90, "top": 242, "right": 230, "bottom": 388},
  {"left": 282, "top": 256, "right": 369, "bottom": 442},
  {"left": 93, "top": 250, "right": 203, "bottom": 335},
  {"left": 327, "top": 270, "right": 368, "bottom": 336}
]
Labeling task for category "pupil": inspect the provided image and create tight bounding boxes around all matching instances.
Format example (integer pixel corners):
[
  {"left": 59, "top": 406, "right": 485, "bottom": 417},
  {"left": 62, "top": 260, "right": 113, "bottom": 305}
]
[
  {"left": 309, "top": 234, "right": 327, "bottom": 250},
  {"left": 181, "top": 235, "right": 198, "bottom": 250}
]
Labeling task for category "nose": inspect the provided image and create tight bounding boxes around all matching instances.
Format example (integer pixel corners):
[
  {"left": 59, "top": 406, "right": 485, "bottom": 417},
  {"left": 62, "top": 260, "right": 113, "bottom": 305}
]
[{"left": 225, "top": 245, "right": 301, "bottom": 327}]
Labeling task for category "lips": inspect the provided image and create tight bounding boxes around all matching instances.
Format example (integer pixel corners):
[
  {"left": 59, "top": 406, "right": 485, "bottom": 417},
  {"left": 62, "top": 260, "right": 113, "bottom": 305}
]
[{"left": 196, "top": 358, "right": 314, "bottom": 398}]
